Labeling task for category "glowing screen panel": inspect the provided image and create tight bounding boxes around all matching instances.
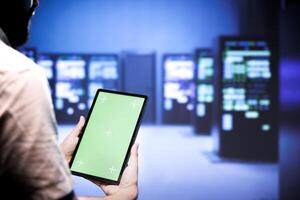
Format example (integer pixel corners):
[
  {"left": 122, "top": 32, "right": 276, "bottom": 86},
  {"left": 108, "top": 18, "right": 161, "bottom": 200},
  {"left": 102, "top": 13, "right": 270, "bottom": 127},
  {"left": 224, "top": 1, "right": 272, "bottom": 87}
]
[
  {"left": 218, "top": 37, "right": 278, "bottom": 161},
  {"left": 221, "top": 40, "right": 272, "bottom": 131},
  {"left": 55, "top": 55, "right": 87, "bottom": 123},
  {"left": 87, "top": 55, "right": 119, "bottom": 107},
  {"left": 194, "top": 49, "right": 214, "bottom": 134},
  {"left": 37, "top": 54, "right": 55, "bottom": 99},
  {"left": 163, "top": 54, "right": 195, "bottom": 124}
]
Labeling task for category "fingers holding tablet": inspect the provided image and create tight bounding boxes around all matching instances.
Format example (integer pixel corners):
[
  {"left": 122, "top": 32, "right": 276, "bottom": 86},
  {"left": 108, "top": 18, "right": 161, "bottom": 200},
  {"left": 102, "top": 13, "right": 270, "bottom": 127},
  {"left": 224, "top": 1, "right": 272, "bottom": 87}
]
[{"left": 70, "top": 89, "right": 147, "bottom": 185}]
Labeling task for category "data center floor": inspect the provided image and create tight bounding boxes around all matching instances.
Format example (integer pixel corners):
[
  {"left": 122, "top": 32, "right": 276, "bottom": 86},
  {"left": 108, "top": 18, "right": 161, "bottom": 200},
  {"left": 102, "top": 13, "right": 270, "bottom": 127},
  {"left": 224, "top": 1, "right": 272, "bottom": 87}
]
[{"left": 58, "top": 125, "right": 278, "bottom": 200}]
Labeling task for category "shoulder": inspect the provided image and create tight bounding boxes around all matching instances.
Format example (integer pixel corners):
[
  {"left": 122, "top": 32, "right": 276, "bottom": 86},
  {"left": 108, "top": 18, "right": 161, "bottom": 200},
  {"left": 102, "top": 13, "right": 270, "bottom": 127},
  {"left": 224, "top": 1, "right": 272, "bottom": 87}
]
[
  {"left": 0, "top": 41, "right": 51, "bottom": 116},
  {"left": 0, "top": 41, "right": 47, "bottom": 92},
  {"left": 0, "top": 41, "right": 46, "bottom": 81}
]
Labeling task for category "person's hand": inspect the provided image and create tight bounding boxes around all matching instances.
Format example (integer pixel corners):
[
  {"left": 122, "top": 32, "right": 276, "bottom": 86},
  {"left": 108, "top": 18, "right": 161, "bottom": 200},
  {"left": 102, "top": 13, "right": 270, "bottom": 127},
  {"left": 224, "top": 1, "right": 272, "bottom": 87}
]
[
  {"left": 60, "top": 116, "right": 139, "bottom": 200},
  {"left": 60, "top": 116, "right": 85, "bottom": 163},
  {"left": 91, "top": 144, "right": 139, "bottom": 200}
]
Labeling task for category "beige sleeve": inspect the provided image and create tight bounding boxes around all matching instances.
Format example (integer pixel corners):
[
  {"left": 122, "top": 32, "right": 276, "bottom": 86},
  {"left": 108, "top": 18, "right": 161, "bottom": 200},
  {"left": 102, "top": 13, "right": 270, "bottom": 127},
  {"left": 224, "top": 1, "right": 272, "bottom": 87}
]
[{"left": 0, "top": 67, "right": 73, "bottom": 200}]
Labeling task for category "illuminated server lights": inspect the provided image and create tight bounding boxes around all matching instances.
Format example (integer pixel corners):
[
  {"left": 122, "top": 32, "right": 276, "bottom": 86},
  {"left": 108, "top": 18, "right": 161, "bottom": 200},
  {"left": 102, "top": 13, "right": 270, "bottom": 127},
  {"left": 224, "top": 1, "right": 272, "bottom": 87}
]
[
  {"left": 37, "top": 54, "right": 56, "bottom": 101},
  {"left": 216, "top": 37, "right": 278, "bottom": 161},
  {"left": 193, "top": 49, "right": 215, "bottom": 134},
  {"left": 87, "top": 55, "right": 119, "bottom": 108},
  {"left": 55, "top": 55, "right": 88, "bottom": 123},
  {"left": 163, "top": 54, "right": 196, "bottom": 124},
  {"left": 36, "top": 54, "right": 120, "bottom": 124}
]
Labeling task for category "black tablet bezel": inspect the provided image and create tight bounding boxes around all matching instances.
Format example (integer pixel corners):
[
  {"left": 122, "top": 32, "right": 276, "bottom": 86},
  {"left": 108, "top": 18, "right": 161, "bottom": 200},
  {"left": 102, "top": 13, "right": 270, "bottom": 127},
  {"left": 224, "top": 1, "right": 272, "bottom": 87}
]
[{"left": 69, "top": 89, "right": 148, "bottom": 185}]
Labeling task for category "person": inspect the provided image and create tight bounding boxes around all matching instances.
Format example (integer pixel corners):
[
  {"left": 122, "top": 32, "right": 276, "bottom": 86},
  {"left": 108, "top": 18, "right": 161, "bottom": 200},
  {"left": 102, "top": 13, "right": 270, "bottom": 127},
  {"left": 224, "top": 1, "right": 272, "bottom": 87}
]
[{"left": 0, "top": 0, "right": 139, "bottom": 200}]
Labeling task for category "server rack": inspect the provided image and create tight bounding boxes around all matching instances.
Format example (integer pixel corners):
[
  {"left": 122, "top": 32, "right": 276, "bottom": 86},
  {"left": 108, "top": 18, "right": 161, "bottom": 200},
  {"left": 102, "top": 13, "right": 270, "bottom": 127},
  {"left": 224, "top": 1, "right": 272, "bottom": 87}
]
[
  {"left": 216, "top": 37, "right": 278, "bottom": 161},
  {"left": 193, "top": 49, "right": 215, "bottom": 134},
  {"left": 162, "top": 54, "right": 196, "bottom": 124}
]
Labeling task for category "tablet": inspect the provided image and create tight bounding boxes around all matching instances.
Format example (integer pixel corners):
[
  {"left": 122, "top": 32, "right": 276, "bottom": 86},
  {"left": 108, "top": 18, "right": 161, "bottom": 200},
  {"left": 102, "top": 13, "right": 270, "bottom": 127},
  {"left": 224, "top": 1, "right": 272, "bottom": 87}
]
[{"left": 70, "top": 89, "right": 147, "bottom": 184}]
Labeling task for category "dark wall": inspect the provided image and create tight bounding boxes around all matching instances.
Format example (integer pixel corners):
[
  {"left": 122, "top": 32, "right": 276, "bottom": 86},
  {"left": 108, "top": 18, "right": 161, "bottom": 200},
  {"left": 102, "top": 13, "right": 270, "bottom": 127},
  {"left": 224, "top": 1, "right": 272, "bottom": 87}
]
[
  {"left": 280, "top": 3, "right": 300, "bottom": 200},
  {"left": 280, "top": 3, "right": 300, "bottom": 116}
]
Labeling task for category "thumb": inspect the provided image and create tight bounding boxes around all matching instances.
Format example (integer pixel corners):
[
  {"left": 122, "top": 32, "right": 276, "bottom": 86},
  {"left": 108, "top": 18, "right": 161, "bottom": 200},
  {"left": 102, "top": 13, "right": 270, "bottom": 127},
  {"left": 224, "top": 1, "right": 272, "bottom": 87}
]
[{"left": 72, "top": 116, "right": 85, "bottom": 137}]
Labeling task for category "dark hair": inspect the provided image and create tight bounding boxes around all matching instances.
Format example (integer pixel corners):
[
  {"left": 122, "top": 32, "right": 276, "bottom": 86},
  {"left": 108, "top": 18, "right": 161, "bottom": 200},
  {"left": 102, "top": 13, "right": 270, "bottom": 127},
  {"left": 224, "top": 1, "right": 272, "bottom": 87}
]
[{"left": 0, "top": 0, "right": 37, "bottom": 47}]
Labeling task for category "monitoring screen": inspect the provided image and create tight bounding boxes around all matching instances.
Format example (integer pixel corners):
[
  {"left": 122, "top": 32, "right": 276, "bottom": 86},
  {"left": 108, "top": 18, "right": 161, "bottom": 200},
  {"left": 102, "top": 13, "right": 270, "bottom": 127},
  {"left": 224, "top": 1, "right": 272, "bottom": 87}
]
[
  {"left": 87, "top": 55, "right": 119, "bottom": 107},
  {"left": 37, "top": 55, "right": 55, "bottom": 80},
  {"left": 220, "top": 38, "right": 275, "bottom": 134},
  {"left": 37, "top": 55, "right": 55, "bottom": 99},
  {"left": 55, "top": 55, "right": 87, "bottom": 123},
  {"left": 163, "top": 54, "right": 195, "bottom": 124},
  {"left": 194, "top": 49, "right": 214, "bottom": 133}
]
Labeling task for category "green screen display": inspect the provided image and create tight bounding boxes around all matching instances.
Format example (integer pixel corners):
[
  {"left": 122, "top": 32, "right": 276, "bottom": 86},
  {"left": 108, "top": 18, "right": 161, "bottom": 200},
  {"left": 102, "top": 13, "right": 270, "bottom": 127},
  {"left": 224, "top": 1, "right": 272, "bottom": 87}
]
[{"left": 71, "top": 90, "right": 146, "bottom": 182}]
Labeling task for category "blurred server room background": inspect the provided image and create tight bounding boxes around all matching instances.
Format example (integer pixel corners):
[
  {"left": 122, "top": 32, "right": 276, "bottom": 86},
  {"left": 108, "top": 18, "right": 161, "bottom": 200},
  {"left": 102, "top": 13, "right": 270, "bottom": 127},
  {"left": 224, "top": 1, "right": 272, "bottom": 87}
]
[{"left": 20, "top": 0, "right": 300, "bottom": 199}]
